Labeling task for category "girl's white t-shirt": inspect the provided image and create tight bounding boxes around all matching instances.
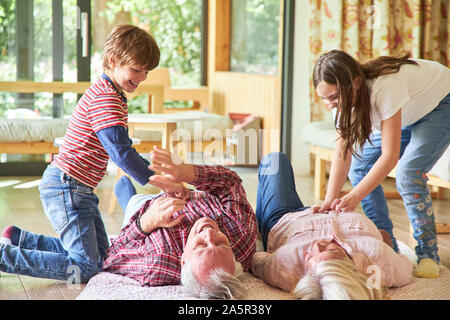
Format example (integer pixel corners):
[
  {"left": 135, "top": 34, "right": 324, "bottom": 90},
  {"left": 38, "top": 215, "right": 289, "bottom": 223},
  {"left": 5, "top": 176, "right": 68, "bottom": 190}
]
[{"left": 368, "top": 59, "right": 450, "bottom": 131}]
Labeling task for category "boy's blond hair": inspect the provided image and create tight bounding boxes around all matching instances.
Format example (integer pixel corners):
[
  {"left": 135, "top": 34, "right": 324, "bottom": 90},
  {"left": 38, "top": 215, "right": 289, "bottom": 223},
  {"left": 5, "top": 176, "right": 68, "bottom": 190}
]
[{"left": 103, "top": 24, "right": 160, "bottom": 71}]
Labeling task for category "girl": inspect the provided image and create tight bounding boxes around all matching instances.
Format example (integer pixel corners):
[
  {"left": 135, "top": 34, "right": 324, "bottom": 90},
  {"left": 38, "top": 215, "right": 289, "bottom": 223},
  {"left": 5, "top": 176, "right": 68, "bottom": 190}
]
[{"left": 312, "top": 50, "right": 449, "bottom": 279}]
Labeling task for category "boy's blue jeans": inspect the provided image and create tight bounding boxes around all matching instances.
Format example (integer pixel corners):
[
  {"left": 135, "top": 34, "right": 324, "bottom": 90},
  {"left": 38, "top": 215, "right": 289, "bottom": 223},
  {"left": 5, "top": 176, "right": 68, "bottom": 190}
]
[
  {"left": 0, "top": 165, "right": 109, "bottom": 282},
  {"left": 348, "top": 93, "right": 450, "bottom": 263},
  {"left": 256, "top": 152, "right": 309, "bottom": 250}
]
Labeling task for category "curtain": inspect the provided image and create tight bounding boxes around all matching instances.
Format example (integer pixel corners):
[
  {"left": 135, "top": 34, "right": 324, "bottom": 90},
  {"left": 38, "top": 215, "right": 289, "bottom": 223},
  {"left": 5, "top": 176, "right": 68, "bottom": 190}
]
[{"left": 309, "top": 0, "right": 450, "bottom": 122}]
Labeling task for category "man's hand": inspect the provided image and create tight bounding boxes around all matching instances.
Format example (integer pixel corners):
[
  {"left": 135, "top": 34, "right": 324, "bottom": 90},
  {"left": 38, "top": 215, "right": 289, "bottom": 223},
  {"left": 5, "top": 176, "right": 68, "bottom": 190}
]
[
  {"left": 149, "top": 146, "right": 195, "bottom": 184},
  {"left": 139, "top": 197, "right": 186, "bottom": 233}
]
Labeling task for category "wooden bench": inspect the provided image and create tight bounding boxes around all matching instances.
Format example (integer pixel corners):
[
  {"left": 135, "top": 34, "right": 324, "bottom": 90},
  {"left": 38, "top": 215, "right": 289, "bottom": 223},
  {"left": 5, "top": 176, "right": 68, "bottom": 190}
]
[
  {"left": 0, "top": 73, "right": 249, "bottom": 216},
  {"left": 0, "top": 72, "right": 226, "bottom": 157},
  {"left": 310, "top": 144, "right": 450, "bottom": 233},
  {"left": 304, "top": 121, "right": 450, "bottom": 234},
  {"left": 0, "top": 80, "right": 164, "bottom": 156}
]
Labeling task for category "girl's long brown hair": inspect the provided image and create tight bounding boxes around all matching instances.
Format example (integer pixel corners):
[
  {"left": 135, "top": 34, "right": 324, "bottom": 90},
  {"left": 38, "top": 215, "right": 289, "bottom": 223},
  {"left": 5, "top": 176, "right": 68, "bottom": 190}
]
[{"left": 313, "top": 50, "right": 418, "bottom": 157}]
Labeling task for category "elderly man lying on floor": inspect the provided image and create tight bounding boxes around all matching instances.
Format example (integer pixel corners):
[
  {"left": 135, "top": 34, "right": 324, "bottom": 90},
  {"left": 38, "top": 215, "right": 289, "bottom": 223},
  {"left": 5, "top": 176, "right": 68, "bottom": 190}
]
[
  {"left": 250, "top": 152, "right": 414, "bottom": 300},
  {"left": 102, "top": 147, "right": 257, "bottom": 299}
]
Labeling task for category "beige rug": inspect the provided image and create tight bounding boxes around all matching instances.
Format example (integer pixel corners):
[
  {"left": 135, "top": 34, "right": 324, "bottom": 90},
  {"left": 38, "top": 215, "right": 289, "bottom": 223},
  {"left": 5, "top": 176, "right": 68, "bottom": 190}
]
[
  {"left": 76, "top": 241, "right": 450, "bottom": 300},
  {"left": 75, "top": 266, "right": 450, "bottom": 300},
  {"left": 385, "top": 265, "right": 450, "bottom": 300}
]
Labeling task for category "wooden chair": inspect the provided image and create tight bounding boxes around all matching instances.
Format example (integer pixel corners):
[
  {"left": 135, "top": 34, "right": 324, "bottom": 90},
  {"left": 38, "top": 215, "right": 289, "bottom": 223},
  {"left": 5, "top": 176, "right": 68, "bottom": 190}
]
[
  {"left": 310, "top": 144, "right": 450, "bottom": 233},
  {"left": 142, "top": 68, "right": 210, "bottom": 113}
]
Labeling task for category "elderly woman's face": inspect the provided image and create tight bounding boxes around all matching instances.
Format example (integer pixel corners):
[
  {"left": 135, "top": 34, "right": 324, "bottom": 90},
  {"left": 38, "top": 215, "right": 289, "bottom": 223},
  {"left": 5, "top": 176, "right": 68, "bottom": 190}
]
[
  {"left": 181, "top": 217, "right": 235, "bottom": 284},
  {"left": 304, "top": 239, "right": 351, "bottom": 272}
]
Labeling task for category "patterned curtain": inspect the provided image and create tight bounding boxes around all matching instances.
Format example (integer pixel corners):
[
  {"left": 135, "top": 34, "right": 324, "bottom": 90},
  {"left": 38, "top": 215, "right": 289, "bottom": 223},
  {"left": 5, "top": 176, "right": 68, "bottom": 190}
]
[{"left": 309, "top": 0, "right": 450, "bottom": 122}]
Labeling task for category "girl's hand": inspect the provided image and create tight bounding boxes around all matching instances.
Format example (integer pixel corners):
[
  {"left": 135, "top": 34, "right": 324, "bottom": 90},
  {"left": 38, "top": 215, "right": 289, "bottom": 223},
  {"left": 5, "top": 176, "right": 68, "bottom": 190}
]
[
  {"left": 331, "top": 192, "right": 360, "bottom": 212},
  {"left": 311, "top": 199, "right": 333, "bottom": 214},
  {"left": 139, "top": 197, "right": 186, "bottom": 233}
]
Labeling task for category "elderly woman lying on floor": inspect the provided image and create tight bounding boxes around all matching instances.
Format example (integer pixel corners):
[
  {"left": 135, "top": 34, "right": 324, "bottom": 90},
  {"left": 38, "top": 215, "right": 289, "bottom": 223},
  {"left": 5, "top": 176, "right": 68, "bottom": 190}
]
[{"left": 251, "top": 152, "right": 413, "bottom": 300}]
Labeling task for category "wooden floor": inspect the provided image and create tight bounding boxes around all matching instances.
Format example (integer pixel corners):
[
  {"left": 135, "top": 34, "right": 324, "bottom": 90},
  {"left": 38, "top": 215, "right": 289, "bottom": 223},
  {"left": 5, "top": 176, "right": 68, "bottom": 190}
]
[{"left": 0, "top": 167, "right": 449, "bottom": 300}]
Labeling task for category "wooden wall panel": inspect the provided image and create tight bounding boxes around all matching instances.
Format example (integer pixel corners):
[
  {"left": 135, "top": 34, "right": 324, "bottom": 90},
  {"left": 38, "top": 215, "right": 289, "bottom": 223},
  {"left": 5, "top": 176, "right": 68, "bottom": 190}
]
[{"left": 212, "top": 72, "right": 281, "bottom": 155}]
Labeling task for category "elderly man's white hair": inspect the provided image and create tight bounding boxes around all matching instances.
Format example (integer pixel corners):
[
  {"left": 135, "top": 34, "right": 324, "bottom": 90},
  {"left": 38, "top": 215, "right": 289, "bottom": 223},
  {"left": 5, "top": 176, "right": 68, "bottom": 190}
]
[
  {"left": 292, "top": 258, "right": 384, "bottom": 300},
  {"left": 181, "top": 260, "right": 247, "bottom": 300}
]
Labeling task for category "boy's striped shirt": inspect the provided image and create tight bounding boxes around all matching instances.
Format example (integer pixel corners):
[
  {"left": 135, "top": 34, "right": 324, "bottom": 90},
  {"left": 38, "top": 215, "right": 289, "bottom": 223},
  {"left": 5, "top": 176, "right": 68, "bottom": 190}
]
[{"left": 53, "top": 76, "right": 128, "bottom": 188}]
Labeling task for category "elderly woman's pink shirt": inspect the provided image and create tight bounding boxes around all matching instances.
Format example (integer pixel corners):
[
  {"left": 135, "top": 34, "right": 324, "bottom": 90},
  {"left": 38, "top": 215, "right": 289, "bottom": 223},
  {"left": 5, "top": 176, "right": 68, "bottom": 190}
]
[{"left": 251, "top": 209, "right": 413, "bottom": 292}]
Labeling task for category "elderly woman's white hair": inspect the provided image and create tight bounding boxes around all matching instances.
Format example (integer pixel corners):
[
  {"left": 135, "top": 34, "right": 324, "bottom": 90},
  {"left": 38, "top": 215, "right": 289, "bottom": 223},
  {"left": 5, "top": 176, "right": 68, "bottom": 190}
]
[
  {"left": 292, "top": 258, "right": 384, "bottom": 300},
  {"left": 181, "top": 260, "right": 247, "bottom": 299}
]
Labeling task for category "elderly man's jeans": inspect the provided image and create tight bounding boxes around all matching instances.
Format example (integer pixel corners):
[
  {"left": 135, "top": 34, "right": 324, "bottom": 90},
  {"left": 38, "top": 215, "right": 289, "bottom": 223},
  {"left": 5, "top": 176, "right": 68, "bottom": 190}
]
[
  {"left": 348, "top": 93, "right": 450, "bottom": 263},
  {"left": 114, "top": 175, "right": 160, "bottom": 228},
  {"left": 0, "top": 165, "right": 109, "bottom": 282},
  {"left": 256, "top": 152, "right": 309, "bottom": 250}
]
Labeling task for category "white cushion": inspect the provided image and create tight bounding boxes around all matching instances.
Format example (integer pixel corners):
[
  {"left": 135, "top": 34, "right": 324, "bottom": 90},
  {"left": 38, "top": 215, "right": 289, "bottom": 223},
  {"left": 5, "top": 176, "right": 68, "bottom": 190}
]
[
  {"left": 0, "top": 112, "right": 233, "bottom": 144},
  {"left": 301, "top": 121, "right": 336, "bottom": 149},
  {"left": 0, "top": 118, "right": 69, "bottom": 143}
]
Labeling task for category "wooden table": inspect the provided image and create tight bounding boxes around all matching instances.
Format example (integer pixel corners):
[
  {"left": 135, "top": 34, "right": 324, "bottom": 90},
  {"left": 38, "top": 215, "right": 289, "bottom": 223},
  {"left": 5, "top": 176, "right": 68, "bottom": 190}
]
[
  {"left": 108, "top": 112, "right": 209, "bottom": 213},
  {"left": 128, "top": 113, "right": 209, "bottom": 151}
]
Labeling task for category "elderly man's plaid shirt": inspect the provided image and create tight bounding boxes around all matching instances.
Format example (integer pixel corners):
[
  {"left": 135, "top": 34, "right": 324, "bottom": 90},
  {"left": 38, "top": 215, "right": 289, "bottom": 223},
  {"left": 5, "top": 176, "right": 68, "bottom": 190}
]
[{"left": 102, "top": 165, "right": 258, "bottom": 286}]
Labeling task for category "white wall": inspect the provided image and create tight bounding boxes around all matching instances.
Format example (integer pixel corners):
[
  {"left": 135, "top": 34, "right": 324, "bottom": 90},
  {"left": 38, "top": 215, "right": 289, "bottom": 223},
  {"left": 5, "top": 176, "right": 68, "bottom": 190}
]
[{"left": 290, "top": 0, "right": 311, "bottom": 175}]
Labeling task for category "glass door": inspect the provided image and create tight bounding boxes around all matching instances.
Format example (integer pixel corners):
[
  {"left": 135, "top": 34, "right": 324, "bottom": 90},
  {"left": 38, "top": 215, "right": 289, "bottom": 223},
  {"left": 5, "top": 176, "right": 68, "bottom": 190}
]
[
  {"left": 0, "top": 0, "right": 91, "bottom": 174},
  {"left": 0, "top": 0, "right": 90, "bottom": 119}
]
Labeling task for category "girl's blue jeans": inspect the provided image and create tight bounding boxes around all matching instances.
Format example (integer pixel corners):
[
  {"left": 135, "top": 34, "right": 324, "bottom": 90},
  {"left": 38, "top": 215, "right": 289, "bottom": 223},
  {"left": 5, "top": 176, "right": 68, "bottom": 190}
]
[
  {"left": 256, "top": 152, "right": 309, "bottom": 250},
  {"left": 348, "top": 93, "right": 450, "bottom": 263},
  {"left": 0, "top": 165, "right": 110, "bottom": 282}
]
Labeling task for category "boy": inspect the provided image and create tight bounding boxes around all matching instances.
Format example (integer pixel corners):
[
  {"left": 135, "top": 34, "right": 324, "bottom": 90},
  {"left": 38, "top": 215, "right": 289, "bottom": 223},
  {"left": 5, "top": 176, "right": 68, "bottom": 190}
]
[{"left": 0, "top": 25, "right": 160, "bottom": 283}]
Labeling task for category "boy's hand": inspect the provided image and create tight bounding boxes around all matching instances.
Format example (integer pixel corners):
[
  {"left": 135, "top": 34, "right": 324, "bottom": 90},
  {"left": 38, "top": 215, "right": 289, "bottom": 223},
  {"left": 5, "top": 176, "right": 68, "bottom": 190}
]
[
  {"left": 139, "top": 197, "right": 186, "bottom": 233},
  {"left": 149, "top": 174, "right": 191, "bottom": 201},
  {"left": 149, "top": 146, "right": 195, "bottom": 183}
]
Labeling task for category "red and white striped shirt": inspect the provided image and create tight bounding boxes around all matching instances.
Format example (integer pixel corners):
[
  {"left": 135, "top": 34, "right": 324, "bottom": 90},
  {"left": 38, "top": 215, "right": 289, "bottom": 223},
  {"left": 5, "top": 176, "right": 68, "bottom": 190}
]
[
  {"left": 53, "top": 76, "right": 127, "bottom": 188},
  {"left": 102, "top": 165, "right": 258, "bottom": 287}
]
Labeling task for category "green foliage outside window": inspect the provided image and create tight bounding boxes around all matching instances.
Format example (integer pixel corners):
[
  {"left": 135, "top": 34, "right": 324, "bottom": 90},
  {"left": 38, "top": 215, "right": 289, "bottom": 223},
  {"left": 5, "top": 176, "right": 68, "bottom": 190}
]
[
  {"left": 0, "top": 0, "right": 202, "bottom": 117},
  {"left": 231, "top": 0, "right": 280, "bottom": 75},
  {"left": 104, "top": 0, "right": 202, "bottom": 84},
  {"left": 101, "top": 0, "right": 202, "bottom": 114}
]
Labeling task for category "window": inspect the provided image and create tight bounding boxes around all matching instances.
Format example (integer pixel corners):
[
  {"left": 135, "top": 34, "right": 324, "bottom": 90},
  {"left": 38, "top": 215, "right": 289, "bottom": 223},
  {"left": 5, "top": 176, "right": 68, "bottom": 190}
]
[
  {"left": 0, "top": 0, "right": 79, "bottom": 118},
  {"left": 94, "top": 0, "right": 204, "bottom": 112},
  {"left": 230, "top": 0, "right": 280, "bottom": 75},
  {"left": 0, "top": 0, "right": 205, "bottom": 117}
]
